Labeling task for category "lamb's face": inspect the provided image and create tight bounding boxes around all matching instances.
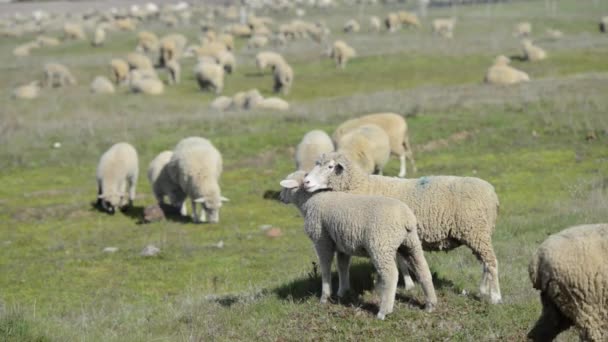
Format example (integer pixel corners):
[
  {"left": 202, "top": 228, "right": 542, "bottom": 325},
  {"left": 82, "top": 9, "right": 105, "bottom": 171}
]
[
  {"left": 303, "top": 154, "right": 341, "bottom": 192},
  {"left": 279, "top": 171, "right": 306, "bottom": 204}
]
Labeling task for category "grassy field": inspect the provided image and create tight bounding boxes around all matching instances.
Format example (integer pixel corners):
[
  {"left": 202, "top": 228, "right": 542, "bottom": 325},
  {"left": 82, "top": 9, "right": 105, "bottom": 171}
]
[{"left": 1, "top": 0, "right": 608, "bottom": 340}]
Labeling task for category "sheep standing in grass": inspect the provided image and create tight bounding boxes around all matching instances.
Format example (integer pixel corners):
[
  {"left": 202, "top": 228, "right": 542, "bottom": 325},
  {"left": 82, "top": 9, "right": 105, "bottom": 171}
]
[
  {"left": 432, "top": 18, "right": 455, "bottom": 38},
  {"left": 126, "top": 52, "right": 154, "bottom": 71},
  {"left": 167, "top": 137, "right": 229, "bottom": 223},
  {"left": 528, "top": 224, "right": 608, "bottom": 342},
  {"left": 43, "top": 63, "right": 77, "bottom": 88},
  {"left": 273, "top": 60, "right": 293, "bottom": 95},
  {"left": 385, "top": 13, "right": 401, "bottom": 32},
  {"left": 514, "top": 21, "right": 532, "bottom": 37},
  {"left": 333, "top": 113, "right": 415, "bottom": 178},
  {"left": 12, "top": 81, "right": 41, "bottom": 100},
  {"left": 63, "top": 22, "right": 86, "bottom": 40},
  {"left": 304, "top": 152, "right": 502, "bottom": 304},
  {"left": 484, "top": 55, "right": 530, "bottom": 85},
  {"left": 215, "top": 50, "right": 236, "bottom": 74},
  {"left": 248, "top": 35, "right": 269, "bottom": 49},
  {"left": 336, "top": 124, "right": 390, "bottom": 175},
  {"left": 296, "top": 130, "right": 335, "bottom": 172},
  {"left": 110, "top": 58, "right": 130, "bottom": 85},
  {"left": 90, "top": 76, "right": 115, "bottom": 94},
  {"left": 136, "top": 31, "right": 159, "bottom": 54},
  {"left": 601, "top": 16, "right": 608, "bottom": 33},
  {"left": 166, "top": 59, "right": 180, "bottom": 85},
  {"left": 147, "top": 151, "right": 185, "bottom": 209},
  {"left": 255, "top": 51, "right": 286, "bottom": 73},
  {"left": 369, "top": 16, "right": 381, "bottom": 32},
  {"left": 92, "top": 25, "right": 106, "bottom": 46},
  {"left": 343, "top": 19, "right": 360, "bottom": 33},
  {"left": 96, "top": 142, "right": 139, "bottom": 215},
  {"left": 279, "top": 171, "right": 437, "bottom": 319},
  {"left": 522, "top": 39, "right": 547, "bottom": 61},
  {"left": 194, "top": 59, "right": 224, "bottom": 94},
  {"left": 398, "top": 11, "right": 421, "bottom": 28},
  {"left": 330, "top": 40, "right": 356, "bottom": 69}
]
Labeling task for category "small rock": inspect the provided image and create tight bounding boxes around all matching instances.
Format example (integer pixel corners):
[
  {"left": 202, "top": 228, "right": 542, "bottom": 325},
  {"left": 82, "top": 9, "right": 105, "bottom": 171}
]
[
  {"left": 52, "top": 142, "right": 61, "bottom": 148},
  {"left": 103, "top": 246, "right": 118, "bottom": 253},
  {"left": 215, "top": 240, "right": 224, "bottom": 249},
  {"left": 532, "top": 130, "right": 538, "bottom": 138},
  {"left": 259, "top": 224, "right": 272, "bottom": 231},
  {"left": 141, "top": 244, "right": 160, "bottom": 257},
  {"left": 266, "top": 227, "right": 283, "bottom": 238},
  {"left": 143, "top": 203, "right": 165, "bottom": 223}
]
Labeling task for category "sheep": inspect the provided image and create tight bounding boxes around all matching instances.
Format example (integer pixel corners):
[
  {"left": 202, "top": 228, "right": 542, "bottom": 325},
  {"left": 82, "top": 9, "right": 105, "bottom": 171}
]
[
  {"left": 96, "top": 142, "right": 139, "bottom": 215},
  {"left": 336, "top": 124, "right": 390, "bottom": 175},
  {"left": 63, "top": 22, "right": 86, "bottom": 40},
  {"left": 129, "top": 70, "right": 164, "bottom": 95},
  {"left": 217, "top": 33, "right": 234, "bottom": 51},
  {"left": 43, "top": 63, "right": 77, "bottom": 88},
  {"left": 210, "top": 96, "right": 233, "bottom": 111},
  {"left": 514, "top": 21, "right": 532, "bottom": 37},
  {"left": 215, "top": 50, "right": 236, "bottom": 74},
  {"left": 330, "top": 40, "right": 356, "bottom": 69},
  {"left": 248, "top": 35, "right": 269, "bottom": 49},
  {"left": 13, "top": 41, "right": 39, "bottom": 56},
  {"left": 273, "top": 60, "right": 293, "bottom": 95},
  {"left": 333, "top": 113, "right": 415, "bottom": 178},
  {"left": 522, "top": 39, "right": 547, "bottom": 61},
  {"left": 385, "top": 12, "right": 401, "bottom": 32},
  {"left": 295, "top": 130, "right": 335, "bottom": 172},
  {"left": 165, "top": 59, "right": 180, "bottom": 85},
  {"left": 114, "top": 18, "right": 136, "bottom": 31},
  {"left": 36, "top": 35, "right": 60, "bottom": 47},
  {"left": 279, "top": 171, "right": 437, "bottom": 319},
  {"left": 233, "top": 89, "right": 263, "bottom": 110},
  {"left": 92, "top": 25, "right": 106, "bottom": 47},
  {"left": 255, "top": 51, "right": 286, "bottom": 73},
  {"left": 194, "top": 60, "right": 224, "bottom": 94},
  {"left": 528, "top": 223, "right": 608, "bottom": 342},
  {"left": 545, "top": 28, "right": 563, "bottom": 40},
  {"left": 158, "top": 34, "right": 188, "bottom": 67},
  {"left": 229, "top": 23, "right": 252, "bottom": 38},
  {"left": 90, "top": 76, "right": 115, "bottom": 94},
  {"left": 369, "top": 16, "right": 381, "bottom": 32},
  {"left": 136, "top": 31, "right": 159, "bottom": 54},
  {"left": 343, "top": 19, "right": 360, "bottom": 33},
  {"left": 126, "top": 52, "right": 154, "bottom": 70},
  {"left": 303, "top": 152, "right": 502, "bottom": 304},
  {"left": 484, "top": 55, "right": 530, "bottom": 85},
  {"left": 110, "top": 58, "right": 130, "bottom": 85},
  {"left": 167, "top": 137, "right": 229, "bottom": 223},
  {"left": 253, "top": 97, "right": 290, "bottom": 111},
  {"left": 12, "top": 81, "right": 41, "bottom": 100},
  {"left": 398, "top": 11, "right": 421, "bottom": 28},
  {"left": 147, "top": 151, "right": 185, "bottom": 210},
  {"left": 432, "top": 18, "right": 455, "bottom": 38},
  {"left": 601, "top": 16, "right": 608, "bottom": 33}
]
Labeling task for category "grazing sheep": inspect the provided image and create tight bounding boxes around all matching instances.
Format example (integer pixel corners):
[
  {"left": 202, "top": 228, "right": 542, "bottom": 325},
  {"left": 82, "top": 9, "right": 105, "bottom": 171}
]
[
  {"left": 110, "top": 58, "right": 130, "bottom": 85},
  {"left": 129, "top": 70, "right": 164, "bottom": 95},
  {"left": 194, "top": 60, "right": 224, "bottom": 94},
  {"left": 63, "top": 22, "right": 86, "bottom": 40},
  {"left": 528, "top": 224, "right": 608, "bottom": 342},
  {"left": 210, "top": 96, "right": 233, "bottom": 111},
  {"left": 522, "top": 39, "right": 547, "bottom": 61},
  {"left": 12, "top": 81, "right": 41, "bottom": 100},
  {"left": 385, "top": 13, "right": 401, "bottom": 32},
  {"left": 136, "top": 31, "right": 159, "bottom": 53},
  {"left": 432, "top": 18, "right": 455, "bottom": 38},
  {"left": 218, "top": 33, "right": 235, "bottom": 51},
  {"left": 167, "top": 137, "right": 229, "bottom": 223},
  {"left": 336, "top": 124, "right": 390, "bottom": 175},
  {"left": 330, "top": 40, "right": 356, "bottom": 69},
  {"left": 215, "top": 50, "right": 236, "bottom": 74},
  {"left": 369, "top": 16, "right": 381, "bottom": 32},
  {"left": 147, "top": 151, "right": 185, "bottom": 209},
  {"left": 514, "top": 21, "right": 532, "bottom": 37},
  {"left": 126, "top": 52, "right": 154, "bottom": 70},
  {"left": 484, "top": 55, "right": 530, "bottom": 85},
  {"left": 92, "top": 25, "right": 106, "bottom": 47},
  {"left": 601, "top": 16, "right": 608, "bottom": 33},
  {"left": 165, "top": 59, "right": 180, "bottom": 85},
  {"left": 304, "top": 152, "right": 502, "bottom": 304},
  {"left": 295, "top": 130, "right": 335, "bottom": 172},
  {"left": 90, "top": 76, "right": 115, "bottom": 94},
  {"left": 253, "top": 97, "right": 290, "bottom": 111},
  {"left": 248, "top": 35, "right": 269, "bottom": 49},
  {"left": 333, "top": 113, "right": 415, "bottom": 178},
  {"left": 96, "top": 142, "right": 139, "bottom": 215},
  {"left": 279, "top": 171, "right": 437, "bottom": 319},
  {"left": 255, "top": 51, "right": 286, "bottom": 73},
  {"left": 43, "top": 63, "right": 77, "bottom": 88},
  {"left": 398, "top": 11, "right": 420, "bottom": 28},
  {"left": 273, "top": 60, "right": 293, "bottom": 95},
  {"left": 343, "top": 19, "right": 360, "bottom": 33}
]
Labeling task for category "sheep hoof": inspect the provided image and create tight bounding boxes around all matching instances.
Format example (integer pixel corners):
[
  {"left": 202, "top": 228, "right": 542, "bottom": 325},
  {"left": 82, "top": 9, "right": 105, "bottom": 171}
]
[
  {"left": 490, "top": 293, "right": 503, "bottom": 304},
  {"left": 320, "top": 296, "right": 329, "bottom": 304},
  {"left": 376, "top": 312, "right": 386, "bottom": 320},
  {"left": 424, "top": 303, "right": 435, "bottom": 312}
]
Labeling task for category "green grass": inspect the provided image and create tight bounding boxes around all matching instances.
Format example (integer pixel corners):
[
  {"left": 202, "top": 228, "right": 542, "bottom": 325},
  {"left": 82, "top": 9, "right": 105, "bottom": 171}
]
[{"left": 1, "top": 0, "right": 608, "bottom": 340}]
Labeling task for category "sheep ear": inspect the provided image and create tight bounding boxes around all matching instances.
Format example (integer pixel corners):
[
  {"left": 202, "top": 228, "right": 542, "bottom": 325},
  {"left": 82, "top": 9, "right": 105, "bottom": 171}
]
[
  {"left": 194, "top": 197, "right": 206, "bottom": 203},
  {"left": 280, "top": 179, "right": 299, "bottom": 189},
  {"left": 220, "top": 196, "right": 230, "bottom": 202}
]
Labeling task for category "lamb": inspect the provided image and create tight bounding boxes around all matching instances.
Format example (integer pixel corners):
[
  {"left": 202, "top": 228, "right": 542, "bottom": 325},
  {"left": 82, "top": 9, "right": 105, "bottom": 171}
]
[
  {"left": 129, "top": 70, "right": 164, "bottom": 95},
  {"left": 514, "top": 21, "right": 532, "bottom": 37},
  {"left": 126, "top": 52, "right": 154, "bottom": 70},
  {"left": 332, "top": 113, "right": 415, "bottom": 178},
  {"left": 90, "top": 76, "right": 115, "bottom": 94},
  {"left": 522, "top": 39, "right": 547, "bottom": 61},
  {"left": 63, "top": 22, "right": 86, "bottom": 40},
  {"left": 369, "top": 16, "right": 381, "bottom": 32},
  {"left": 165, "top": 59, "right": 180, "bottom": 85},
  {"left": 147, "top": 151, "right": 185, "bottom": 210},
  {"left": 43, "top": 63, "right": 77, "bottom": 88},
  {"left": 295, "top": 130, "right": 335, "bottom": 172},
  {"left": 432, "top": 18, "right": 455, "bottom": 38},
  {"left": 527, "top": 223, "right": 608, "bottom": 341},
  {"left": 303, "top": 152, "right": 502, "bottom": 304},
  {"left": 167, "top": 137, "right": 229, "bottom": 223},
  {"left": 96, "top": 142, "right": 139, "bottom": 215},
  {"left": 484, "top": 55, "right": 530, "bottom": 85},
  {"left": 92, "top": 25, "right": 106, "bottom": 46},
  {"left": 110, "top": 58, "right": 130, "bottom": 85},
  {"left": 330, "top": 40, "right": 356, "bottom": 69},
  {"left": 343, "top": 19, "right": 360, "bottom": 33},
  {"left": 336, "top": 124, "right": 390, "bottom": 175},
  {"left": 279, "top": 171, "right": 437, "bottom": 319},
  {"left": 398, "top": 11, "right": 421, "bottom": 28},
  {"left": 255, "top": 51, "right": 286, "bottom": 73},
  {"left": 136, "top": 31, "right": 159, "bottom": 54},
  {"left": 273, "top": 60, "right": 293, "bottom": 95},
  {"left": 210, "top": 96, "right": 233, "bottom": 111},
  {"left": 12, "top": 81, "right": 41, "bottom": 100},
  {"left": 248, "top": 35, "right": 269, "bottom": 49},
  {"left": 194, "top": 60, "right": 224, "bottom": 94},
  {"left": 253, "top": 97, "right": 290, "bottom": 111}
]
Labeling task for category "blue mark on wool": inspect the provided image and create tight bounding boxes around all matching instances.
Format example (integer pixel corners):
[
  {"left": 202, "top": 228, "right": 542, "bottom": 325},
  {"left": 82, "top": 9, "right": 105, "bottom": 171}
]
[{"left": 417, "top": 176, "right": 430, "bottom": 187}]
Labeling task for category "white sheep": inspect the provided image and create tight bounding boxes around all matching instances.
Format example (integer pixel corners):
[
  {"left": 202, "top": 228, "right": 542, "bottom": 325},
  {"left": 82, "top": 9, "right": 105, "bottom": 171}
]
[
  {"left": 333, "top": 112, "right": 415, "bottom": 178},
  {"left": 63, "top": 22, "right": 86, "bottom": 40},
  {"left": 295, "top": 130, "right": 335, "bottom": 172},
  {"left": 601, "top": 16, "right": 608, "bottom": 33},
  {"left": 210, "top": 96, "right": 233, "bottom": 111},
  {"left": 13, "top": 41, "right": 39, "bottom": 56},
  {"left": 147, "top": 151, "right": 185, "bottom": 210},
  {"left": 92, "top": 25, "right": 106, "bottom": 46},
  {"left": 165, "top": 59, "right": 181, "bottom": 85},
  {"left": 129, "top": 69, "right": 164, "bottom": 95},
  {"left": 343, "top": 19, "right": 360, "bottom": 33},
  {"left": 248, "top": 35, "right": 269, "bottom": 49},
  {"left": 329, "top": 40, "right": 356, "bottom": 69},
  {"left": 398, "top": 11, "right": 421, "bottom": 28},
  {"left": 12, "top": 81, "right": 41, "bottom": 100},
  {"left": 215, "top": 50, "right": 236, "bottom": 74},
  {"left": 96, "top": 142, "right": 139, "bottom": 214},
  {"left": 279, "top": 171, "right": 437, "bottom": 319},
  {"left": 432, "top": 18, "right": 455, "bottom": 38},
  {"left": 233, "top": 89, "right": 264, "bottom": 110},
  {"left": 528, "top": 223, "right": 608, "bottom": 341},
  {"left": 522, "top": 39, "right": 547, "bottom": 61},
  {"left": 194, "top": 60, "right": 224, "bottom": 94},
  {"left": 385, "top": 13, "right": 401, "bottom": 32},
  {"left": 369, "top": 16, "right": 381, "bottom": 32},
  {"left": 167, "top": 137, "right": 229, "bottom": 223},
  {"left": 126, "top": 52, "right": 154, "bottom": 70},
  {"left": 304, "top": 152, "right": 502, "bottom": 304},
  {"left": 255, "top": 51, "right": 286, "bottom": 73},
  {"left": 484, "top": 55, "right": 530, "bottom": 85},
  {"left": 336, "top": 124, "right": 390, "bottom": 175},
  {"left": 253, "top": 97, "right": 290, "bottom": 111},
  {"left": 110, "top": 58, "right": 130, "bottom": 85},
  {"left": 273, "top": 60, "right": 293, "bottom": 95},
  {"left": 514, "top": 21, "right": 532, "bottom": 37},
  {"left": 43, "top": 63, "right": 77, "bottom": 88},
  {"left": 90, "top": 76, "right": 115, "bottom": 94},
  {"left": 136, "top": 31, "right": 159, "bottom": 54}
]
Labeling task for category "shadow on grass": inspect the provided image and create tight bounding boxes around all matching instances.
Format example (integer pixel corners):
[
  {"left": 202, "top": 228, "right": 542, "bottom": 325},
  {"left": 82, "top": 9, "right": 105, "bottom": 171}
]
[
  {"left": 509, "top": 55, "right": 527, "bottom": 62},
  {"left": 262, "top": 189, "right": 281, "bottom": 201}
]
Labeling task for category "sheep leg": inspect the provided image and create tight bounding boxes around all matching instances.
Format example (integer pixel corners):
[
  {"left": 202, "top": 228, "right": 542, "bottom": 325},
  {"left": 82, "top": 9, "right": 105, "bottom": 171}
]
[
  {"left": 527, "top": 292, "right": 573, "bottom": 341},
  {"left": 191, "top": 199, "right": 205, "bottom": 223},
  {"left": 314, "top": 240, "right": 335, "bottom": 304},
  {"left": 396, "top": 255, "right": 415, "bottom": 290},
  {"left": 336, "top": 252, "right": 351, "bottom": 297},
  {"left": 398, "top": 154, "right": 406, "bottom": 178},
  {"left": 180, "top": 201, "right": 188, "bottom": 217},
  {"left": 467, "top": 237, "right": 502, "bottom": 304},
  {"left": 370, "top": 252, "right": 399, "bottom": 320},
  {"left": 399, "top": 241, "right": 437, "bottom": 312},
  {"left": 127, "top": 174, "right": 137, "bottom": 206}
]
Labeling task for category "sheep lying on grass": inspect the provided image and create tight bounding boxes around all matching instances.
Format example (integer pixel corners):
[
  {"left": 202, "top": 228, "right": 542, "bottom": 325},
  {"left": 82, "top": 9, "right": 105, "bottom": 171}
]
[
  {"left": 96, "top": 142, "right": 139, "bottom": 215},
  {"left": 253, "top": 97, "right": 289, "bottom": 111},
  {"left": 90, "top": 76, "right": 115, "bottom": 94},
  {"left": 129, "top": 70, "right": 164, "bottom": 95},
  {"left": 343, "top": 19, "right": 360, "bottom": 33},
  {"left": 273, "top": 60, "right": 293, "bottom": 95},
  {"left": 528, "top": 223, "right": 608, "bottom": 342},
  {"left": 522, "top": 39, "right": 547, "bottom": 61},
  {"left": 295, "top": 130, "right": 335, "bottom": 172},
  {"left": 333, "top": 113, "right": 415, "bottom": 178},
  {"left": 484, "top": 55, "right": 530, "bottom": 85},
  {"left": 12, "top": 81, "right": 41, "bottom": 100},
  {"left": 514, "top": 21, "right": 531, "bottom": 37},
  {"left": 304, "top": 152, "right": 502, "bottom": 304},
  {"left": 336, "top": 124, "right": 390, "bottom": 175},
  {"left": 280, "top": 171, "right": 437, "bottom": 319}
]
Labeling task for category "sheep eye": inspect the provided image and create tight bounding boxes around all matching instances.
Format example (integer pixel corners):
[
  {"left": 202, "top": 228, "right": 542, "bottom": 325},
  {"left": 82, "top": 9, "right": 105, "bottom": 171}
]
[{"left": 328, "top": 165, "right": 333, "bottom": 169}]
